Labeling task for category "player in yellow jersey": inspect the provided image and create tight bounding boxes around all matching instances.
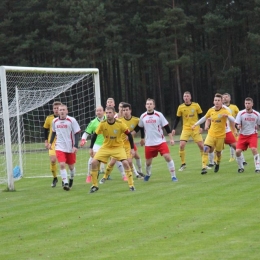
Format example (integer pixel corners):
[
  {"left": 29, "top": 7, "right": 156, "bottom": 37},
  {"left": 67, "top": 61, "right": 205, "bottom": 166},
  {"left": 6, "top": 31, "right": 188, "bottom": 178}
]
[
  {"left": 89, "top": 106, "right": 136, "bottom": 193},
  {"left": 172, "top": 91, "right": 204, "bottom": 171},
  {"left": 192, "top": 93, "right": 235, "bottom": 174},
  {"left": 222, "top": 93, "right": 243, "bottom": 162},
  {"left": 43, "top": 101, "right": 62, "bottom": 187},
  {"left": 99, "top": 103, "right": 144, "bottom": 183}
]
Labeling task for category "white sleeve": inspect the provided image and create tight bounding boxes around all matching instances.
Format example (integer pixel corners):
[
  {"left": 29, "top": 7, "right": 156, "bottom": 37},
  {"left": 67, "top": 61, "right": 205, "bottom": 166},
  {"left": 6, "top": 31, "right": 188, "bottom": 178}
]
[
  {"left": 194, "top": 116, "right": 206, "bottom": 126},
  {"left": 228, "top": 115, "right": 235, "bottom": 122},
  {"left": 138, "top": 116, "right": 144, "bottom": 127},
  {"left": 52, "top": 120, "right": 56, "bottom": 132},
  {"left": 160, "top": 113, "right": 169, "bottom": 127},
  {"left": 235, "top": 112, "right": 241, "bottom": 124},
  {"left": 72, "top": 118, "right": 81, "bottom": 133},
  {"left": 82, "top": 132, "right": 88, "bottom": 139}
]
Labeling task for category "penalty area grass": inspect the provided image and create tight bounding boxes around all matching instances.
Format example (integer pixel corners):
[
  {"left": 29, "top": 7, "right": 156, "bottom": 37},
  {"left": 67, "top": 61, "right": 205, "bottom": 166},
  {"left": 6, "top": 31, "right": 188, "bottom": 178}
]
[{"left": 0, "top": 143, "right": 260, "bottom": 259}]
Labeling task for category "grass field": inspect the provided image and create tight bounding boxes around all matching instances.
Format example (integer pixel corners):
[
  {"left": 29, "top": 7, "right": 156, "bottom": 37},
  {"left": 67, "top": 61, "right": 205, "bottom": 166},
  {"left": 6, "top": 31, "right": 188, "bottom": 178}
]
[{"left": 1, "top": 141, "right": 260, "bottom": 260}]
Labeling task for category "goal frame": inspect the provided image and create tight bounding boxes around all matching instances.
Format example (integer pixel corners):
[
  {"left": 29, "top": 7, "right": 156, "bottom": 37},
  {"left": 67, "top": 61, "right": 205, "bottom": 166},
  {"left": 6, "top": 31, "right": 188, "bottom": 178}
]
[{"left": 0, "top": 66, "right": 101, "bottom": 191}]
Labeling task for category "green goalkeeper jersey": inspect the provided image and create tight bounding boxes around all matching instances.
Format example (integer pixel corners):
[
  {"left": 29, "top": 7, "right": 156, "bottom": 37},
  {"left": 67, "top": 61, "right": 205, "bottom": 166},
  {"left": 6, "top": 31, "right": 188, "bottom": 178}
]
[{"left": 85, "top": 116, "right": 106, "bottom": 145}]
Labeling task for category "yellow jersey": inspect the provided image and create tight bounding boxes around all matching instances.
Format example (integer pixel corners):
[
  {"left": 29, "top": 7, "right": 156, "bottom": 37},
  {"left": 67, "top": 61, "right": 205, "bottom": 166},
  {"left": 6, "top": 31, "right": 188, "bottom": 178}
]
[
  {"left": 120, "top": 116, "right": 139, "bottom": 145},
  {"left": 227, "top": 104, "right": 239, "bottom": 118},
  {"left": 177, "top": 102, "right": 203, "bottom": 130},
  {"left": 95, "top": 119, "right": 130, "bottom": 148},
  {"left": 205, "top": 107, "right": 232, "bottom": 138},
  {"left": 43, "top": 114, "right": 57, "bottom": 142}
]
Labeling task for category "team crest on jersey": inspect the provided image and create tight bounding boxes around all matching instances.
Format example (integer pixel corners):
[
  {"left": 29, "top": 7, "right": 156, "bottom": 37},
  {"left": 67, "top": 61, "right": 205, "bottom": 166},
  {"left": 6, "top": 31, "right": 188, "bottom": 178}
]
[
  {"left": 191, "top": 109, "right": 194, "bottom": 113},
  {"left": 131, "top": 124, "right": 134, "bottom": 129},
  {"left": 113, "top": 129, "right": 118, "bottom": 134}
]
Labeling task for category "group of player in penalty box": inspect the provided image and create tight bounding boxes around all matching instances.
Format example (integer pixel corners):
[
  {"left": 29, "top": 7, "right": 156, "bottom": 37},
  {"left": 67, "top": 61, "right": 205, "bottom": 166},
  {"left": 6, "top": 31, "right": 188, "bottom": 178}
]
[{"left": 44, "top": 92, "right": 260, "bottom": 193}]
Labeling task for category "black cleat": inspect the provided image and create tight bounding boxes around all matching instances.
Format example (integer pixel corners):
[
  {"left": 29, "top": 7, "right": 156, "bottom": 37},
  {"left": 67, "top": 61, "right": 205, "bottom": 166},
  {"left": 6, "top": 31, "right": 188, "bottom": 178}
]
[
  {"left": 179, "top": 163, "right": 186, "bottom": 171},
  {"left": 129, "top": 186, "right": 135, "bottom": 191},
  {"left": 206, "top": 164, "right": 214, "bottom": 169},
  {"left": 255, "top": 169, "right": 260, "bottom": 173},
  {"left": 136, "top": 175, "right": 144, "bottom": 179},
  {"left": 69, "top": 179, "right": 73, "bottom": 189},
  {"left": 89, "top": 186, "right": 99, "bottom": 193},
  {"left": 214, "top": 164, "right": 220, "bottom": 173},
  {"left": 63, "top": 183, "right": 70, "bottom": 191},
  {"left": 99, "top": 178, "right": 106, "bottom": 184},
  {"left": 238, "top": 168, "right": 244, "bottom": 173},
  {"left": 201, "top": 168, "right": 207, "bottom": 175},
  {"left": 51, "top": 177, "right": 58, "bottom": 188},
  {"left": 243, "top": 161, "right": 248, "bottom": 166},
  {"left": 137, "top": 171, "right": 145, "bottom": 177}
]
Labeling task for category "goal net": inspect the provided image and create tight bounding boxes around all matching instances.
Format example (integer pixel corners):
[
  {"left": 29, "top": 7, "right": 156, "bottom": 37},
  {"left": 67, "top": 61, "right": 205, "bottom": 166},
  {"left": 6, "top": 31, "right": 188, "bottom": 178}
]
[{"left": 0, "top": 66, "right": 101, "bottom": 190}]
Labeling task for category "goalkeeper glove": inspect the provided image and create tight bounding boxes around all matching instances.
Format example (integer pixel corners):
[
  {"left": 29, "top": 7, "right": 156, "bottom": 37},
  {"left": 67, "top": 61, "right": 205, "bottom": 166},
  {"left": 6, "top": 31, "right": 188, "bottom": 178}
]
[{"left": 80, "top": 139, "right": 86, "bottom": 146}]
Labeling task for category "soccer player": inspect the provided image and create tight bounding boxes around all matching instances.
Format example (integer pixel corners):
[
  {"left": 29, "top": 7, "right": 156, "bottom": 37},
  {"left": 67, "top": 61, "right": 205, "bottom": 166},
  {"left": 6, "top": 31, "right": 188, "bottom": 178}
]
[
  {"left": 105, "top": 98, "right": 126, "bottom": 179},
  {"left": 235, "top": 97, "right": 260, "bottom": 173},
  {"left": 192, "top": 93, "right": 235, "bottom": 174},
  {"left": 48, "top": 104, "right": 81, "bottom": 191},
  {"left": 205, "top": 104, "right": 245, "bottom": 169},
  {"left": 171, "top": 91, "right": 204, "bottom": 171},
  {"left": 43, "top": 101, "right": 62, "bottom": 187},
  {"left": 222, "top": 93, "right": 240, "bottom": 162},
  {"left": 138, "top": 98, "right": 178, "bottom": 182},
  {"left": 99, "top": 103, "right": 144, "bottom": 182},
  {"left": 116, "top": 101, "right": 125, "bottom": 119},
  {"left": 89, "top": 106, "right": 136, "bottom": 193},
  {"left": 80, "top": 106, "right": 106, "bottom": 183}
]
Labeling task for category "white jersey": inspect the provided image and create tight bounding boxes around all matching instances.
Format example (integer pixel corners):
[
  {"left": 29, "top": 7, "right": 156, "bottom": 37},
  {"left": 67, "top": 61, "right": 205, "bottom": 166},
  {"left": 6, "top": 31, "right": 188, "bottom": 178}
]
[
  {"left": 235, "top": 109, "right": 260, "bottom": 135},
  {"left": 52, "top": 116, "right": 81, "bottom": 152},
  {"left": 223, "top": 105, "right": 232, "bottom": 133},
  {"left": 139, "top": 110, "right": 169, "bottom": 146}
]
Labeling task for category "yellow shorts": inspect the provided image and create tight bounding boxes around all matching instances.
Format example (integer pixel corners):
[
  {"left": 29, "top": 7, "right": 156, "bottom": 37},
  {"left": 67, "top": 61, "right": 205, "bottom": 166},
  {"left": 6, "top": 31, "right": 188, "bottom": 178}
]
[
  {"left": 123, "top": 144, "right": 132, "bottom": 159},
  {"left": 94, "top": 146, "right": 127, "bottom": 164},
  {"left": 204, "top": 135, "right": 225, "bottom": 152},
  {"left": 180, "top": 129, "right": 203, "bottom": 143},
  {"left": 49, "top": 143, "right": 56, "bottom": 156}
]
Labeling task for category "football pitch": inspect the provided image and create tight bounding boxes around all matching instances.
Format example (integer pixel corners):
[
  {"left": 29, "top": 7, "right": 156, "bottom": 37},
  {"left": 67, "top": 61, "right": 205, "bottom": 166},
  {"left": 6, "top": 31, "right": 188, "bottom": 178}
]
[{"left": 1, "top": 141, "right": 260, "bottom": 259}]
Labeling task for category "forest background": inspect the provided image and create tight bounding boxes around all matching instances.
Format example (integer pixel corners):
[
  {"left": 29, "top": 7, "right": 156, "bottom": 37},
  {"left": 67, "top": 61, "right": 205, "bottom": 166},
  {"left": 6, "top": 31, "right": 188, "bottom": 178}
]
[{"left": 1, "top": 0, "right": 260, "bottom": 120}]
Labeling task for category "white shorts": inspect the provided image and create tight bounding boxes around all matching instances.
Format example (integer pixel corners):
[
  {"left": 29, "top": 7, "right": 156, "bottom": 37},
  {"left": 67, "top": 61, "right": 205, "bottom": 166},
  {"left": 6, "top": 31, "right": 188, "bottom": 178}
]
[{"left": 93, "top": 144, "right": 102, "bottom": 153}]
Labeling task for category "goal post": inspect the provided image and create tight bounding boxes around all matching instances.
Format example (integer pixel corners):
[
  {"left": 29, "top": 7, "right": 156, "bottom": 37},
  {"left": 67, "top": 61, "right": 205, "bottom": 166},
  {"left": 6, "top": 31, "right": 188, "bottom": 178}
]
[{"left": 0, "top": 66, "right": 101, "bottom": 191}]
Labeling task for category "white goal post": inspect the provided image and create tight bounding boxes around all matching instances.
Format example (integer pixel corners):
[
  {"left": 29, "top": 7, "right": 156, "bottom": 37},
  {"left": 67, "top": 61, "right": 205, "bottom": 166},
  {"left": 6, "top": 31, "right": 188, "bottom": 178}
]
[{"left": 0, "top": 66, "right": 101, "bottom": 191}]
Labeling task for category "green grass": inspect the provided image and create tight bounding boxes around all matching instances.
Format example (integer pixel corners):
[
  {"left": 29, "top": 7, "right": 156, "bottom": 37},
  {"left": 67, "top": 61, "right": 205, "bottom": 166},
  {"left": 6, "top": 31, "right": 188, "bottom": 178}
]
[{"left": 1, "top": 141, "right": 260, "bottom": 259}]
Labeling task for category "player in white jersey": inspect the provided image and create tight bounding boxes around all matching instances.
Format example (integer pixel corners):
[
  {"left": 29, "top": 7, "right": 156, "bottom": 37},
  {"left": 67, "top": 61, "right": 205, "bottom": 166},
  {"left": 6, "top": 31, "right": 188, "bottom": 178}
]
[
  {"left": 235, "top": 97, "right": 260, "bottom": 173},
  {"left": 48, "top": 104, "right": 81, "bottom": 191},
  {"left": 138, "top": 98, "right": 178, "bottom": 182}
]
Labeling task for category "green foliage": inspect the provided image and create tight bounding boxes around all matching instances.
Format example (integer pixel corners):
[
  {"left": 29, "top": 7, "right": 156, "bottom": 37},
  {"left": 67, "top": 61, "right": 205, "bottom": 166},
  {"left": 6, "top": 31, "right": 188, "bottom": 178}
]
[{"left": 0, "top": 0, "right": 260, "bottom": 111}]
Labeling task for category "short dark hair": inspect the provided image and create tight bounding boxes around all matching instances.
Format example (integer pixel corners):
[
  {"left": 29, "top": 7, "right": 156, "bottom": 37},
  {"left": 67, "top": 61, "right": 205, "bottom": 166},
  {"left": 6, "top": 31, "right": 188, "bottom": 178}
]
[{"left": 122, "top": 103, "right": 132, "bottom": 110}]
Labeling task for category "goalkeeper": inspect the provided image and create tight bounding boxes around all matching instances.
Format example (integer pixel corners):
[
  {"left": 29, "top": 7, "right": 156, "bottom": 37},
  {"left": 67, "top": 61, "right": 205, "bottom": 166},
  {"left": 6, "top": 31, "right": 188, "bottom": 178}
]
[
  {"left": 43, "top": 101, "right": 62, "bottom": 188},
  {"left": 80, "top": 106, "right": 106, "bottom": 183}
]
